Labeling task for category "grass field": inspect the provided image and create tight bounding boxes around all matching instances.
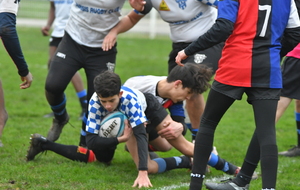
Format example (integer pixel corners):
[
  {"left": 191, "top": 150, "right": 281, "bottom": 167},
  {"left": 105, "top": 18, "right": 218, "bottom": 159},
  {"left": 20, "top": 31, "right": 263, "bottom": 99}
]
[{"left": 0, "top": 27, "right": 299, "bottom": 190}]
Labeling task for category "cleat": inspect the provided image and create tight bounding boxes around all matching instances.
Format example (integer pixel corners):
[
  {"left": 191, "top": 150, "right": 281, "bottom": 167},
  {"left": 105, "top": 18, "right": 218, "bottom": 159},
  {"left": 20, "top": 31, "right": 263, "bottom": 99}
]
[
  {"left": 26, "top": 133, "right": 47, "bottom": 161},
  {"left": 47, "top": 115, "right": 69, "bottom": 142},
  {"left": 278, "top": 146, "right": 300, "bottom": 157},
  {"left": 205, "top": 178, "right": 249, "bottom": 190}
]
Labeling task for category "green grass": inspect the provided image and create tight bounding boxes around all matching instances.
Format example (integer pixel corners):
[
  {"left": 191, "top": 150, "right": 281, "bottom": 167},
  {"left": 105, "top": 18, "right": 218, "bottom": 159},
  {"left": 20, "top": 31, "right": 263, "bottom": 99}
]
[
  {"left": 0, "top": 27, "right": 299, "bottom": 189},
  {"left": 17, "top": 1, "right": 134, "bottom": 19}
]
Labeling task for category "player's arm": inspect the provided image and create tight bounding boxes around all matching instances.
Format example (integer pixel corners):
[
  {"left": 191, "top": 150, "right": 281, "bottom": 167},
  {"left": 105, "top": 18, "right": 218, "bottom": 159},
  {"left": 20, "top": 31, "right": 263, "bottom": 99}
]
[
  {"left": 86, "top": 132, "right": 119, "bottom": 149},
  {"left": 129, "top": 0, "right": 153, "bottom": 14},
  {"left": 102, "top": 0, "right": 153, "bottom": 51},
  {"left": 132, "top": 123, "right": 152, "bottom": 188},
  {"left": 171, "top": 115, "right": 187, "bottom": 135},
  {"left": 86, "top": 120, "right": 132, "bottom": 149},
  {"left": 41, "top": 1, "right": 55, "bottom": 36},
  {"left": 169, "top": 103, "right": 188, "bottom": 135},
  {"left": 0, "top": 12, "right": 32, "bottom": 88},
  {"left": 176, "top": 0, "right": 237, "bottom": 65},
  {"left": 158, "top": 102, "right": 187, "bottom": 139},
  {"left": 132, "top": 123, "right": 148, "bottom": 171}
]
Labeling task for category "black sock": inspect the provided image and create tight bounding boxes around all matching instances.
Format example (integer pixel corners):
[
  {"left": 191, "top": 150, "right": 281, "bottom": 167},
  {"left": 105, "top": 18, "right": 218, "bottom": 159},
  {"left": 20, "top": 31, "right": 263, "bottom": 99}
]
[
  {"left": 213, "top": 155, "right": 238, "bottom": 175},
  {"left": 233, "top": 172, "right": 252, "bottom": 187},
  {"left": 51, "top": 95, "right": 68, "bottom": 122},
  {"left": 42, "top": 141, "right": 90, "bottom": 163},
  {"left": 79, "top": 96, "right": 87, "bottom": 111}
]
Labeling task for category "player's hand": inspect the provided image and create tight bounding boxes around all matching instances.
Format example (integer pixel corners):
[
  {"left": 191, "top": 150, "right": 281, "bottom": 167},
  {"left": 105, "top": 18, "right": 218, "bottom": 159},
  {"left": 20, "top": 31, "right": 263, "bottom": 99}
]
[
  {"left": 102, "top": 31, "right": 117, "bottom": 51},
  {"left": 20, "top": 72, "right": 33, "bottom": 89},
  {"left": 132, "top": 170, "right": 152, "bottom": 188},
  {"left": 118, "top": 120, "right": 132, "bottom": 143},
  {"left": 158, "top": 121, "right": 183, "bottom": 139},
  {"left": 129, "top": 0, "right": 146, "bottom": 12},
  {"left": 175, "top": 50, "right": 188, "bottom": 66},
  {"left": 41, "top": 26, "right": 50, "bottom": 36}
]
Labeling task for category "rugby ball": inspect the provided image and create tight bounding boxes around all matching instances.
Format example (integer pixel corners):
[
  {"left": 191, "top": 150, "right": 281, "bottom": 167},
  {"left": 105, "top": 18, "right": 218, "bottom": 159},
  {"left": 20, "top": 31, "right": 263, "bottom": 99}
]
[{"left": 99, "top": 111, "right": 127, "bottom": 138}]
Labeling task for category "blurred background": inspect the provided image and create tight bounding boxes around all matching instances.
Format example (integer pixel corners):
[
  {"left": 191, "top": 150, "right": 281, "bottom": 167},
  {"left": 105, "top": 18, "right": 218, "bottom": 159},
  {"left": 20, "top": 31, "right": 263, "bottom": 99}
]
[{"left": 17, "top": 0, "right": 170, "bottom": 38}]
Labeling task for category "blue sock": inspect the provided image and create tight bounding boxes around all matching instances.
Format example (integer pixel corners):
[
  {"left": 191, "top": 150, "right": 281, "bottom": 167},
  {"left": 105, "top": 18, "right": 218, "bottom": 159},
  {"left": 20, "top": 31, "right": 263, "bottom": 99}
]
[
  {"left": 153, "top": 158, "right": 167, "bottom": 173},
  {"left": 207, "top": 153, "right": 218, "bottom": 167},
  {"left": 77, "top": 90, "right": 87, "bottom": 98}
]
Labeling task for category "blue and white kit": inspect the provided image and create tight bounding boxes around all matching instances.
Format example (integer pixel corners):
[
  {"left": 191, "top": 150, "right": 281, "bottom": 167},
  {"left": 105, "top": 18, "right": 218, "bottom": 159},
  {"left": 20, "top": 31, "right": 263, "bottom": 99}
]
[{"left": 86, "top": 86, "right": 148, "bottom": 134}]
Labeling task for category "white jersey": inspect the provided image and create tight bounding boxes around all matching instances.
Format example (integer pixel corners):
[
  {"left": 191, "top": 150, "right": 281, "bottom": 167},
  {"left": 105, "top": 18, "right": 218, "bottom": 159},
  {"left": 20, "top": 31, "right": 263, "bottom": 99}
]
[
  {"left": 123, "top": 75, "right": 168, "bottom": 105},
  {"left": 65, "top": 0, "right": 125, "bottom": 47},
  {"left": 0, "top": 0, "right": 19, "bottom": 15},
  {"left": 50, "top": 0, "right": 73, "bottom": 38},
  {"left": 150, "top": 0, "right": 217, "bottom": 43}
]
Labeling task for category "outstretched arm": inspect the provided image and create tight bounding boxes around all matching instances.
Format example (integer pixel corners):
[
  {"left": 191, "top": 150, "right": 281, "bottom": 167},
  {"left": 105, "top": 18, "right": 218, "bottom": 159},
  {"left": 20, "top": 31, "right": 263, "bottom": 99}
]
[{"left": 102, "top": 11, "right": 144, "bottom": 51}]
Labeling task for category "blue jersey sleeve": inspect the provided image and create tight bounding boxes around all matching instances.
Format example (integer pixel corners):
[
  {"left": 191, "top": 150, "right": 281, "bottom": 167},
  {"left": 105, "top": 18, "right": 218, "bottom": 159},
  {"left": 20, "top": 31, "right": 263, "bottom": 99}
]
[
  {"left": 217, "top": 0, "right": 239, "bottom": 23},
  {"left": 168, "top": 103, "right": 185, "bottom": 117}
]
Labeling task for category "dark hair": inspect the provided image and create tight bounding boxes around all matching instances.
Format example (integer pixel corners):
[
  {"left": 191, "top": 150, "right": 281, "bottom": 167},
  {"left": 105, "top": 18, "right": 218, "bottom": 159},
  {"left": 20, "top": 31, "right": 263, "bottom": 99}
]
[
  {"left": 167, "top": 63, "right": 213, "bottom": 94},
  {"left": 93, "top": 70, "right": 121, "bottom": 97}
]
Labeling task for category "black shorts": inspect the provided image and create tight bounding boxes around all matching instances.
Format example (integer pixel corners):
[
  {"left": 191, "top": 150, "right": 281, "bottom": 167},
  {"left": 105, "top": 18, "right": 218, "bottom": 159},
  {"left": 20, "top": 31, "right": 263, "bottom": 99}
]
[
  {"left": 168, "top": 42, "right": 224, "bottom": 73},
  {"left": 92, "top": 145, "right": 117, "bottom": 163},
  {"left": 49, "top": 37, "right": 62, "bottom": 47},
  {"left": 281, "top": 56, "right": 300, "bottom": 99},
  {"left": 212, "top": 80, "right": 280, "bottom": 104},
  {"left": 143, "top": 93, "right": 168, "bottom": 139}
]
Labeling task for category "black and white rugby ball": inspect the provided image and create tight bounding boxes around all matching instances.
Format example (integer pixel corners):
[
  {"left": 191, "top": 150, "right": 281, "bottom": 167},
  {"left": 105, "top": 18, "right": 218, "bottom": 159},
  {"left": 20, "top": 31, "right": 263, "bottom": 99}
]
[{"left": 99, "top": 111, "right": 127, "bottom": 138}]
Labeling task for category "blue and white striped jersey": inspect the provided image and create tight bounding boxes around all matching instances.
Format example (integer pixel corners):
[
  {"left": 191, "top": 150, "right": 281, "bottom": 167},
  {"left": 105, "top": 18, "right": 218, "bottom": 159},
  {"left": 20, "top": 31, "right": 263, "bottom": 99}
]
[{"left": 86, "top": 86, "right": 148, "bottom": 134}]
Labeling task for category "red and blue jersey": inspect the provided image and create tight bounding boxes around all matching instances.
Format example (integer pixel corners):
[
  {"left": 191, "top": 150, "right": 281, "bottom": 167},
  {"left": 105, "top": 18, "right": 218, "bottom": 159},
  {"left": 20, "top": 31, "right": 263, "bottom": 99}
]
[{"left": 214, "top": 0, "right": 300, "bottom": 88}]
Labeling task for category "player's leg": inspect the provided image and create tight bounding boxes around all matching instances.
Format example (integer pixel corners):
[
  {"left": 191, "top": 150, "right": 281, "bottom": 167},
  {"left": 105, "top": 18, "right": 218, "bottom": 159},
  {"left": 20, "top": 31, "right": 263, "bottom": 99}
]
[
  {"left": 191, "top": 83, "right": 236, "bottom": 189},
  {"left": 0, "top": 81, "right": 8, "bottom": 147},
  {"left": 43, "top": 40, "right": 59, "bottom": 118},
  {"left": 45, "top": 33, "right": 81, "bottom": 142},
  {"left": 185, "top": 93, "right": 205, "bottom": 142},
  {"left": 249, "top": 96, "right": 278, "bottom": 189},
  {"left": 79, "top": 46, "right": 117, "bottom": 147},
  {"left": 71, "top": 72, "right": 87, "bottom": 120},
  {"left": 145, "top": 92, "right": 239, "bottom": 176},
  {"left": 296, "top": 99, "right": 300, "bottom": 148},
  {"left": 275, "top": 96, "right": 293, "bottom": 123},
  {"left": 278, "top": 56, "right": 300, "bottom": 157},
  {"left": 279, "top": 99, "right": 300, "bottom": 156},
  {"left": 148, "top": 134, "right": 172, "bottom": 152},
  {"left": 26, "top": 133, "right": 97, "bottom": 162},
  {"left": 126, "top": 134, "right": 191, "bottom": 174},
  {"left": 44, "top": 38, "right": 87, "bottom": 119}
]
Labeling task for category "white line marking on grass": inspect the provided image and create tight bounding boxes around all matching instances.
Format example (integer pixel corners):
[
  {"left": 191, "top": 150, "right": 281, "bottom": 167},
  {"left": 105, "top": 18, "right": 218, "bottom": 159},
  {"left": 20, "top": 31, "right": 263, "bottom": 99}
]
[
  {"left": 151, "top": 183, "right": 189, "bottom": 190},
  {"left": 150, "top": 175, "right": 231, "bottom": 190}
]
